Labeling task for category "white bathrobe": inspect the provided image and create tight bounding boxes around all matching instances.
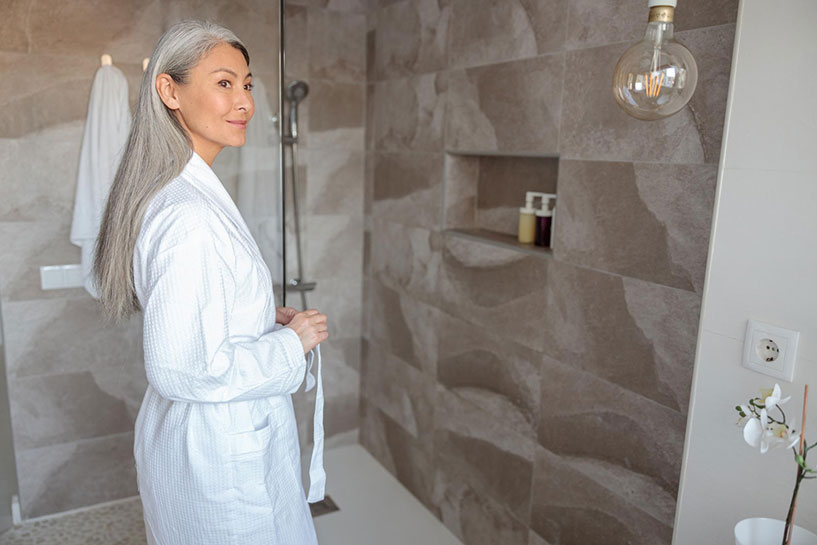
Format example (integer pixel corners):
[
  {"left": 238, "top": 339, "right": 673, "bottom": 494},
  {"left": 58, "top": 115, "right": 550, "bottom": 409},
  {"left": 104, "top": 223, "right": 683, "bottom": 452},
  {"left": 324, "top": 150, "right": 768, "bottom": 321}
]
[
  {"left": 70, "top": 64, "right": 131, "bottom": 298},
  {"left": 132, "top": 150, "right": 324, "bottom": 545}
]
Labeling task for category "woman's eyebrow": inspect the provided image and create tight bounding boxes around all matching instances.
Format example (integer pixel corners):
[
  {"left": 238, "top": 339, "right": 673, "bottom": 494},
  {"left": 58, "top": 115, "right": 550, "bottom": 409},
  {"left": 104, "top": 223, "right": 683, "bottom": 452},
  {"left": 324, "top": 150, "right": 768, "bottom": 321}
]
[{"left": 210, "top": 68, "right": 252, "bottom": 79}]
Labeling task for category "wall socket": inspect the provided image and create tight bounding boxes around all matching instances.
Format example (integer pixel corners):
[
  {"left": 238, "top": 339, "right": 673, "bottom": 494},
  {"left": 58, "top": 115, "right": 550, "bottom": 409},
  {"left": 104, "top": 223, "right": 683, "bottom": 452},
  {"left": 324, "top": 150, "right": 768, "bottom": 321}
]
[{"left": 742, "top": 319, "right": 800, "bottom": 382}]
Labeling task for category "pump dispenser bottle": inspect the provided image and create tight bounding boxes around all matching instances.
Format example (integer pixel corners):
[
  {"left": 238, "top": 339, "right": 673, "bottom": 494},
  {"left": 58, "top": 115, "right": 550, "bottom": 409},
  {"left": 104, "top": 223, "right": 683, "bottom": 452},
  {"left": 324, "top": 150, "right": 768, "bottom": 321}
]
[
  {"left": 517, "top": 192, "right": 538, "bottom": 244},
  {"left": 535, "top": 194, "right": 557, "bottom": 248}
]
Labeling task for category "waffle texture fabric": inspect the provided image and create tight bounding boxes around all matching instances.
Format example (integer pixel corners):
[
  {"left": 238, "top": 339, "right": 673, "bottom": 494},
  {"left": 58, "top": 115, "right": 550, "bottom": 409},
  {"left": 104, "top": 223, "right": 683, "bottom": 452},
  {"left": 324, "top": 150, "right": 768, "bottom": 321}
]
[{"left": 132, "top": 150, "right": 325, "bottom": 545}]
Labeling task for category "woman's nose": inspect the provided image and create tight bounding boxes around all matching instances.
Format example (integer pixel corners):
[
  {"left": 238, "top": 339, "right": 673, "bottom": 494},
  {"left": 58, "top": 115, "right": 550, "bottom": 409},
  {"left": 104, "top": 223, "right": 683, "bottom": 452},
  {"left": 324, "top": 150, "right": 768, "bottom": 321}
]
[{"left": 235, "top": 92, "right": 253, "bottom": 113}]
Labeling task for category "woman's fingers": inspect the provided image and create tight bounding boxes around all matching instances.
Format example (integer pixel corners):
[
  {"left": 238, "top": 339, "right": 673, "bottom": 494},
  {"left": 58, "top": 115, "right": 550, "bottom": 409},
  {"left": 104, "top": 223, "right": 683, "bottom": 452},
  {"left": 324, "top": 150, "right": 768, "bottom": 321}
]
[
  {"left": 275, "top": 306, "right": 298, "bottom": 325},
  {"left": 286, "top": 309, "right": 330, "bottom": 354},
  {"left": 310, "top": 314, "right": 327, "bottom": 325}
]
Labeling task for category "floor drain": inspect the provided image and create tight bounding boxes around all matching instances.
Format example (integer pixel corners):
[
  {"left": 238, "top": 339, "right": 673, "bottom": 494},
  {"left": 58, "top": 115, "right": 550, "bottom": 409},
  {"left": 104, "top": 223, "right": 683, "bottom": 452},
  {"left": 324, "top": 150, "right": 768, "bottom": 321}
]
[{"left": 309, "top": 495, "right": 339, "bottom": 518}]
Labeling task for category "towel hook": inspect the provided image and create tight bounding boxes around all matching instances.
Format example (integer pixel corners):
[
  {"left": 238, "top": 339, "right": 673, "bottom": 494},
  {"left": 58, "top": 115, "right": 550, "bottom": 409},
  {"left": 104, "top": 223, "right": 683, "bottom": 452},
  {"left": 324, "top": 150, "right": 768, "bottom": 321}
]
[{"left": 99, "top": 54, "right": 150, "bottom": 72}]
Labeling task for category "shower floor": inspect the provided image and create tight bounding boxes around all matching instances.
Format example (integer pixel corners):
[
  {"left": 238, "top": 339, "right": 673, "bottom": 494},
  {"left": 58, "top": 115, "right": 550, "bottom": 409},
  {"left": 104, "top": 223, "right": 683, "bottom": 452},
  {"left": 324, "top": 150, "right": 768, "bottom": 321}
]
[{"left": 0, "top": 444, "right": 463, "bottom": 545}]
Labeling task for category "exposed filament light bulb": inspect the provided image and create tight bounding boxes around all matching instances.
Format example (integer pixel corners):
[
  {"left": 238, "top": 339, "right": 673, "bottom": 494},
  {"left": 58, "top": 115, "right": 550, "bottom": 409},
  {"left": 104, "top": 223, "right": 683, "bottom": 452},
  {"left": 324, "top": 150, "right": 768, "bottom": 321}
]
[
  {"left": 612, "top": 0, "right": 698, "bottom": 120},
  {"left": 644, "top": 72, "right": 665, "bottom": 97}
]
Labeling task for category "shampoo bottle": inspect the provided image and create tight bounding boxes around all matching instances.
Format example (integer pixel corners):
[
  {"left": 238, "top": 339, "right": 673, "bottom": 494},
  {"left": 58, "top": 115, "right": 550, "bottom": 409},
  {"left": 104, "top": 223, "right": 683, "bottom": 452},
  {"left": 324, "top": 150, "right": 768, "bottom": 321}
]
[{"left": 518, "top": 192, "right": 538, "bottom": 244}]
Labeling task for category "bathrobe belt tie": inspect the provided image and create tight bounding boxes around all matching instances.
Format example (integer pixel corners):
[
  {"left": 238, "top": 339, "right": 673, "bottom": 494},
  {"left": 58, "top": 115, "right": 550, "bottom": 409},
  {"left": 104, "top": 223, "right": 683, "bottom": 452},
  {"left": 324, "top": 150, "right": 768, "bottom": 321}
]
[{"left": 303, "top": 344, "right": 325, "bottom": 502}]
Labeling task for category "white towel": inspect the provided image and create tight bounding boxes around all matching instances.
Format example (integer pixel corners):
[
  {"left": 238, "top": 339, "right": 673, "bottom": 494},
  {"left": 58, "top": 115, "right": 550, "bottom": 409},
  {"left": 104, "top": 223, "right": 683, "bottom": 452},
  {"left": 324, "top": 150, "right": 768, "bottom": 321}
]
[
  {"left": 235, "top": 77, "right": 284, "bottom": 288},
  {"left": 70, "top": 64, "right": 131, "bottom": 298}
]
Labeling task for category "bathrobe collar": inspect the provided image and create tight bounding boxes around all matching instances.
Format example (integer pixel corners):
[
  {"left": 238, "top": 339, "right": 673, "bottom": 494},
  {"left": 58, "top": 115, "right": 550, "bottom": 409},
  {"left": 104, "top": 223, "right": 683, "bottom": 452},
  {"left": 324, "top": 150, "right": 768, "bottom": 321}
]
[{"left": 181, "top": 150, "right": 260, "bottom": 257}]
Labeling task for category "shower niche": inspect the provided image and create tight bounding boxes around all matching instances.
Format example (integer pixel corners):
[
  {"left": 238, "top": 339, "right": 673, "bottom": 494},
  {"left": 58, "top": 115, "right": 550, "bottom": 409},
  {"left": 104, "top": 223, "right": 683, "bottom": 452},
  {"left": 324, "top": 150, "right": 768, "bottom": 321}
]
[{"left": 443, "top": 152, "right": 559, "bottom": 256}]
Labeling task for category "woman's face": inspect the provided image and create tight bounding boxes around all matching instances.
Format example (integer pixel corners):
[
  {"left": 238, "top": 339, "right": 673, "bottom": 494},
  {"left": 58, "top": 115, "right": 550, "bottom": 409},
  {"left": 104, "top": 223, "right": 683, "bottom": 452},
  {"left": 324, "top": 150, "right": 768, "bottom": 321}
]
[{"left": 156, "top": 42, "right": 255, "bottom": 165}]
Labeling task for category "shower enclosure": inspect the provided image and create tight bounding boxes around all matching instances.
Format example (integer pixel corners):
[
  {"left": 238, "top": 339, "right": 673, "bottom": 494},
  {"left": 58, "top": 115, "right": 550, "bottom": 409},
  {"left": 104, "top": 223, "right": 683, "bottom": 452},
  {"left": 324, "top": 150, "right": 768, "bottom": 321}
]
[{"left": 0, "top": 0, "right": 364, "bottom": 525}]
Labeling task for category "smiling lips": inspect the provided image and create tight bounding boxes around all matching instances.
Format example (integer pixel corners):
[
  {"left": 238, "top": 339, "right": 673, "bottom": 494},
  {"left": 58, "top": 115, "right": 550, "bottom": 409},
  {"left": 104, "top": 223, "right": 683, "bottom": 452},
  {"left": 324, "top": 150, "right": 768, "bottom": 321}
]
[{"left": 227, "top": 120, "right": 247, "bottom": 128}]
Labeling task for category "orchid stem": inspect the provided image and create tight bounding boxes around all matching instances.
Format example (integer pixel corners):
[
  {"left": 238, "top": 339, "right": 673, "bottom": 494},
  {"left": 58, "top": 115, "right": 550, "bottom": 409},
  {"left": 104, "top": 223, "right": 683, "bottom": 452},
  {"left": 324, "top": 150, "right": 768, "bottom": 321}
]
[
  {"left": 784, "top": 385, "right": 810, "bottom": 545},
  {"left": 783, "top": 466, "right": 805, "bottom": 545}
]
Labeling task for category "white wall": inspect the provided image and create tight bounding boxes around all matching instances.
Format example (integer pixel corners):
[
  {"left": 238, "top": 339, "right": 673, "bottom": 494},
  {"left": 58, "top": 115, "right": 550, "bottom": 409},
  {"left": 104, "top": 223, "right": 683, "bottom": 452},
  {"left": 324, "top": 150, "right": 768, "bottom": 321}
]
[{"left": 673, "top": 1, "right": 817, "bottom": 543}]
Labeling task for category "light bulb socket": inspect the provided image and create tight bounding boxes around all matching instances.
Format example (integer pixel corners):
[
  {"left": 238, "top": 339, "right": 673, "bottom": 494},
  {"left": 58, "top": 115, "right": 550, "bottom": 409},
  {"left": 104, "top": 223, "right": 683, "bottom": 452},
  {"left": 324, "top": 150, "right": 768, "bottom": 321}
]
[{"left": 648, "top": 5, "right": 674, "bottom": 23}]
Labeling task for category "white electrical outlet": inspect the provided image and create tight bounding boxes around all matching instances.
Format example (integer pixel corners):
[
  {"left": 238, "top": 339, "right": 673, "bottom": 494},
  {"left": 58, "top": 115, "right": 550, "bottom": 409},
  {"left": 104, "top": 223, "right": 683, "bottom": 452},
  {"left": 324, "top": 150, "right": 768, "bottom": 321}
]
[{"left": 742, "top": 319, "right": 800, "bottom": 382}]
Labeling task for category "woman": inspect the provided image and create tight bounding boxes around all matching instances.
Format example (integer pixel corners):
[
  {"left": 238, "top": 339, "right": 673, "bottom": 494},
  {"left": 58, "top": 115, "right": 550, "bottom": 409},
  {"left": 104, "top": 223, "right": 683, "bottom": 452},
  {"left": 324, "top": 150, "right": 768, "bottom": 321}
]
[{"left": 93, "top": 19, "right": 328, "bottom": 545}]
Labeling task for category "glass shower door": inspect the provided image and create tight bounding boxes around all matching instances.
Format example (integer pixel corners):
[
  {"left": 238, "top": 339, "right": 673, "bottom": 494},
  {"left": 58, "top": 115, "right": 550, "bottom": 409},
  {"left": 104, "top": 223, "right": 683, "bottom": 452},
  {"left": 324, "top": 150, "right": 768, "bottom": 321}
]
[
  {"left": 190, "top": 2, "right": 287, "bottom": 305},
  {"left": 0, "top": 299, "right": 19, "bottom": 533}
]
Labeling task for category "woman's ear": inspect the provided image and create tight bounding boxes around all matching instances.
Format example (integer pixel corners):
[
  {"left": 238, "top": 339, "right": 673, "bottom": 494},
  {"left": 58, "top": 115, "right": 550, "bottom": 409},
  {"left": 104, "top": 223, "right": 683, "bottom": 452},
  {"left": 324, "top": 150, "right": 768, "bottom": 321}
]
[{"left": 155, "top": 73, "right": 180, "bottom": 110}]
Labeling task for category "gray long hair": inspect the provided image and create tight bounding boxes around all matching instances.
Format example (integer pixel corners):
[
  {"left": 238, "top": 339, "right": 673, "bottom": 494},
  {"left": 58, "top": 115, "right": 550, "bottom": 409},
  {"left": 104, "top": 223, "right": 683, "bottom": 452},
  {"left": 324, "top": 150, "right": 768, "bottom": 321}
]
[{"left": 94, "top": 19, "right": 249, "bottom": 324}]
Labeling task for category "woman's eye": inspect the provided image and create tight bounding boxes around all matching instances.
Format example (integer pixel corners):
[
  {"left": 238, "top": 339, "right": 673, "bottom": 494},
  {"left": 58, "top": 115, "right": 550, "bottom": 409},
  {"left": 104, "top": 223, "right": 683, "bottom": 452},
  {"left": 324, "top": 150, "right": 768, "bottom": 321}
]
[
  {"left": 219, "top": 80, "right": 230, "bottom": 88},
  {"left": 245, "top": 83, "right": 254, "bottom": 91}
]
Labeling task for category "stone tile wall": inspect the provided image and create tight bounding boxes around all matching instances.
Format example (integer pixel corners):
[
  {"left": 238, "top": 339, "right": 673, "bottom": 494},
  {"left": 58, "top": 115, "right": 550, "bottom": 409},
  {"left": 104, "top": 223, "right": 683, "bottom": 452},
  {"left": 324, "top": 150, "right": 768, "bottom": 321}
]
[
  {"left": 0, "top": 0, "right": 736, "bottom": 535},
  {"left": 361, "top": 1, "right": 738, "bottom": 544},
  {"left": 0, "top": 0, "right": 165, "bottom": 518}
]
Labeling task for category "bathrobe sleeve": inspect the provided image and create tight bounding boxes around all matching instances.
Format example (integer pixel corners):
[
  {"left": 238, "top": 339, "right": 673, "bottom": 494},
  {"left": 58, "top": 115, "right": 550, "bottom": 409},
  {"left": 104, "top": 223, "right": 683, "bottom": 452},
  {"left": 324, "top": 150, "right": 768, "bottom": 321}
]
[{"left": 140, "top": 203, "right": 307, "bottom": 403}]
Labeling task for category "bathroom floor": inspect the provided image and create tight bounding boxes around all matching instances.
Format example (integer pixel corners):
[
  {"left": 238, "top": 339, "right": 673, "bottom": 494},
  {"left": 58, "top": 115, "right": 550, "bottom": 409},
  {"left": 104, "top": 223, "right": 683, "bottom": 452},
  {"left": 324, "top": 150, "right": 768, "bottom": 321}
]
[{"left": 0, "top": 444, "right": 463, "bottom": 545}]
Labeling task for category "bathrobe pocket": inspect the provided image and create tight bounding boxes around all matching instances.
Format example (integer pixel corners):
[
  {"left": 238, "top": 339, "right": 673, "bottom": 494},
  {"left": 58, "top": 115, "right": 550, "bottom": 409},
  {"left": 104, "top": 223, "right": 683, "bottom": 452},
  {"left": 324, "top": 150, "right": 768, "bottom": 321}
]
[{"left": 225, "top": 418, "right": 279, "bottom": 487}]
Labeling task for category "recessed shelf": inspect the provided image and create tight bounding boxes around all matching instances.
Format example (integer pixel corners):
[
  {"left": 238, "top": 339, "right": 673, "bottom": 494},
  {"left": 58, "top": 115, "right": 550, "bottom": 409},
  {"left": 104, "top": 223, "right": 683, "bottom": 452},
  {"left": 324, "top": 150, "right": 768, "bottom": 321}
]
[
  {"left": 443, "top": 152, "right": 559, "bottom": 240},
  {"left": 443, "top": 151, "right": 559, "bottom": 260},
  {"left": 444, "top": 228, "right": 554, "bottom": 259},
  {"left": 445, "top": 149, "right": 560, "bottom": 159}
]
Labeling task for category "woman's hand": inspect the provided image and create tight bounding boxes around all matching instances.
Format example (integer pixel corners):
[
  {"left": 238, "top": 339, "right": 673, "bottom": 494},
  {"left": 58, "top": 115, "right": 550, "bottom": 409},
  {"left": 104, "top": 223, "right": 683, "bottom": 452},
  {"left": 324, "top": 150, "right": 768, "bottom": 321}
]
[
  {"left": 275, "top": 306, "right": 298, "bottom": 325},
  {"left": 285, "top": 309, "right": 329, "bottom": 354}
]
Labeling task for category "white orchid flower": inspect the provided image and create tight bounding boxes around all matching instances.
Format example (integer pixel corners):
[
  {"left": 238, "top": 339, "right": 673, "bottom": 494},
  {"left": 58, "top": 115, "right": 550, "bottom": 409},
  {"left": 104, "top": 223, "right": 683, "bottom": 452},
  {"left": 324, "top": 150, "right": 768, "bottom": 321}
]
[
  {"left": 762, "top": 384, "right": 791, "bottom": 411},
  {"left": 771, "top": 419, "right": 801, "bottom": 450},
  {"left": 744, "top": 408, "right": 769, "bottom": 453},
  {"left": 743, "top": 405, "right": 800, "bottom": 454}
]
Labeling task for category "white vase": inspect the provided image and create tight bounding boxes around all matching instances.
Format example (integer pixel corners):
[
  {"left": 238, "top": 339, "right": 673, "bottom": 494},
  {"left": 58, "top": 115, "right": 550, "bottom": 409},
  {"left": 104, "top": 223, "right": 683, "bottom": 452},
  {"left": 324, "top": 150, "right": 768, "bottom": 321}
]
[{"left": 735, "top": 518, "right": 817, "bottom": 545}]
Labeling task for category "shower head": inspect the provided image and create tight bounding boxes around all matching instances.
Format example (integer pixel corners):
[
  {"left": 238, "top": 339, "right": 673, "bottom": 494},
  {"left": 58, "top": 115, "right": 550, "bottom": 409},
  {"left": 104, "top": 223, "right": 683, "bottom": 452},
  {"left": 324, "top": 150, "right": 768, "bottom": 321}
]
[
  {"left": 286, "top": 80, "right": 309, "bottom": 142},
  {"left": 286, "top": 80, "right": 309, "bottom": 105}
]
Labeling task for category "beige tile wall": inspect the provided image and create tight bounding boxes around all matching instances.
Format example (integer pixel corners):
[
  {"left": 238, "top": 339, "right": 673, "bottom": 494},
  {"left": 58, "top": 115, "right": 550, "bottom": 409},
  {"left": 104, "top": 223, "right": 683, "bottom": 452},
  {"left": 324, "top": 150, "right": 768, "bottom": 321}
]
[
  {"left": 0, "top": 0, "right": 164, "bottom": 518},
  {"left": 361, "top": 1, "right": 738, "bottom": 544}
]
